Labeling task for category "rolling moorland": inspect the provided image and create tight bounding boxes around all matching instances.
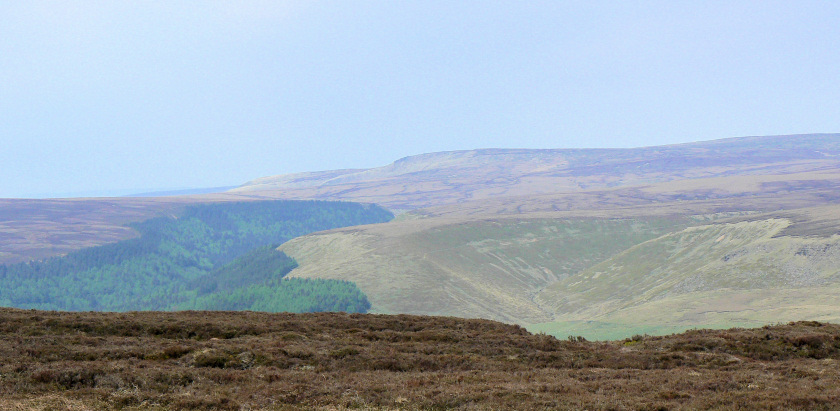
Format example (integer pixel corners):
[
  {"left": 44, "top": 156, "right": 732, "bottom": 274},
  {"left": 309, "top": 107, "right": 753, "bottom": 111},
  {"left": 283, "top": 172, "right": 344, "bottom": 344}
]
[
  {"left": 2, "top": 133, "right": 840, "bottom": 341},
  {"left": 3, "top": 134, "right": 840, "bottom": 408},
  {"left": 280, "top": 205, "right": 840, "bottom": 339},
  {"left": 4, "top": 134, "right": 839, "bottom": 265},
  {"left": 262, "top": 135, "right": 840, "bottom": 339}
]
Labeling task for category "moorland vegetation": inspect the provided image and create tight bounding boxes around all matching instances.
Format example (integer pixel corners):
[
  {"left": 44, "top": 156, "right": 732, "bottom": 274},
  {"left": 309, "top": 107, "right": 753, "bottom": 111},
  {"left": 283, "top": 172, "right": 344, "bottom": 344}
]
[{"left": 1, "top": 308, "right": 839, "bottom": 410}]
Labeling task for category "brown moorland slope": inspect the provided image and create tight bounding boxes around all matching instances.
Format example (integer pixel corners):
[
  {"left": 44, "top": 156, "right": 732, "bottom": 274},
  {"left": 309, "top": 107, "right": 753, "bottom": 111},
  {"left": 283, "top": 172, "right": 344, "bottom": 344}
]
[
  {"left": 0, "top": 193, "right": 300, "bottom": 265},
  {"left": 0, "top": 197, "right": 190, "bottom": 264},
  {"left": 1, "top": 308, "right": 839, "bottom": 410}
]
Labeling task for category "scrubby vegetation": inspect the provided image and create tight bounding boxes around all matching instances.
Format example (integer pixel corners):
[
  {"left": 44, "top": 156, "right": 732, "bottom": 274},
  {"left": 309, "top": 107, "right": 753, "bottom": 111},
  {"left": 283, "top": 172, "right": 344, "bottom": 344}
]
[
  {"left": 0, "top": 201, "right": 391, "bottom": 312},
  {"left": 1, "top": 308, "right": 839, "bottom": 409}
]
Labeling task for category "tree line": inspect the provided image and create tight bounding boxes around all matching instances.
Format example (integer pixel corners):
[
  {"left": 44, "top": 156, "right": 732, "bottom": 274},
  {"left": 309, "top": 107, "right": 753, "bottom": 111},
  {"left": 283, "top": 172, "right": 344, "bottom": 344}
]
[{"left": 0, "top": 200, "right": 390, "bottom": 312}]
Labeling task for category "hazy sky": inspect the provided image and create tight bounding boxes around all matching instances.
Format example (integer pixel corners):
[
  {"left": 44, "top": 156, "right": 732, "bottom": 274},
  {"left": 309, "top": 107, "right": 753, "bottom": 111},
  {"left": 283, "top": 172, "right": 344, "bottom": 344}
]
[{"left": 2, "top": 1, "right": 839, "bottom": 198}]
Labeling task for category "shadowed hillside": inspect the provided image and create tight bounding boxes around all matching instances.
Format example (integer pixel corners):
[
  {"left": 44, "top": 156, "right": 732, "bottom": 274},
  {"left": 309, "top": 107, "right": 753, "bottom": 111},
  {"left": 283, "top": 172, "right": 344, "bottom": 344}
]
[{"left": 0, "top": 201, "right": 392, "bottom": 312}]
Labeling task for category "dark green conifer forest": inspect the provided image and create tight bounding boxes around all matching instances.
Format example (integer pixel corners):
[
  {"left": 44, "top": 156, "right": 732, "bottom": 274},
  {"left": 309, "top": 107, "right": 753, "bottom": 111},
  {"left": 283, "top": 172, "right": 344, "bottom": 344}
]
[{"left": 0, "top": 200, "right": 391, "bottom": 312}]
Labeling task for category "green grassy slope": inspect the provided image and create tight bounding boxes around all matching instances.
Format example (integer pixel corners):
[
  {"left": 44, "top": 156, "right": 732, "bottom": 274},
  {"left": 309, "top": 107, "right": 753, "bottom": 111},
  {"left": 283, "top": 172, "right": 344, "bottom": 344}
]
[
  {"left": 532, "top": 218, "right": 840, "bottom": 339},
  {"left": 281, "top": 201, "right": 840, "bottom": 340},
  {"left": 280, "top": 217, "right": 687, "bottom": 323}
]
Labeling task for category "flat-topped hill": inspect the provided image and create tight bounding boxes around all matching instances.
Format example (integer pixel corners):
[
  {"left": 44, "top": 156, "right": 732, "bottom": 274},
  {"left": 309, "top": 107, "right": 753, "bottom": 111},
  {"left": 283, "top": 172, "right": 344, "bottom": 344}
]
[{"left": 234, "top": 134, "right": 840, "bottom": 209}]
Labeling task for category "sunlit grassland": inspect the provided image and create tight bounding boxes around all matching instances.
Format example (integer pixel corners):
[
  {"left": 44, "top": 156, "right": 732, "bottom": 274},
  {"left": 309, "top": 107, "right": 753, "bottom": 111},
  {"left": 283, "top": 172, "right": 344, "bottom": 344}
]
[{"left": 282, "top": 217, "right": 689, "bottom": 323}]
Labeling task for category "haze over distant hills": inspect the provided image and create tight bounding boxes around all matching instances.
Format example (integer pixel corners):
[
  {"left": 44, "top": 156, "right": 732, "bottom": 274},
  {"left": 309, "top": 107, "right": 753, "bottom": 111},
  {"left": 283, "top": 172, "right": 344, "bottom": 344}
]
[
  {"left": 3, "top": 134, "right": 840, "bottom": 339},
  {"left": 233, "top": 134, "right": 840, "bottom": 210}
]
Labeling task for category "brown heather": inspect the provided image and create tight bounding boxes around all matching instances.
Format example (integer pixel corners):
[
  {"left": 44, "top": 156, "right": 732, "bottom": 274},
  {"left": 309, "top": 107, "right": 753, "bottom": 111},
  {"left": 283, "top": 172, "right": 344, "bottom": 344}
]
[{"left": 1, "top": 309, "right": 839, "bottom": 410}]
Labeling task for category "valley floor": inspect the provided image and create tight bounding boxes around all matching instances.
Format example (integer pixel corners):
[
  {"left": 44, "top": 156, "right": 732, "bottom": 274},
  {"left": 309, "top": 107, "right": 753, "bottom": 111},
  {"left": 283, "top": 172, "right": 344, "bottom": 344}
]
[{"left": 1, "top": 309, "right": 839, "bottom": 410}]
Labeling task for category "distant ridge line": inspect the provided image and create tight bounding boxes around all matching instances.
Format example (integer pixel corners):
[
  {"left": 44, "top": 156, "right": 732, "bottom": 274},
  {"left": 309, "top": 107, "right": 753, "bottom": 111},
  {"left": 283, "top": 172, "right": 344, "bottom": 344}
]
[{"left": 123, "top": 186, "right": 238, "bottom": 197}]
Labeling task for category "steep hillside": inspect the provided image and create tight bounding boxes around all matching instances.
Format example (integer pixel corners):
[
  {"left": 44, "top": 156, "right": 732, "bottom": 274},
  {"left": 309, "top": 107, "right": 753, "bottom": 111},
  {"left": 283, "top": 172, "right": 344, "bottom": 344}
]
[
  {"left": 281, "top": 217, "right": 689, "bottom": 323},
  {"left": 533, "top": 215, "right": 840, "bottom": 339}
]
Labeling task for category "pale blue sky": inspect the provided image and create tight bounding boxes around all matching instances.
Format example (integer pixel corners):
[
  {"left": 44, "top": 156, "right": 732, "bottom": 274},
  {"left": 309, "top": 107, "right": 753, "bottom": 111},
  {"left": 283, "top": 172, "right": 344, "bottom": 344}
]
[{"left": 1, "top": 1, "right": 839, "bottom": 198}]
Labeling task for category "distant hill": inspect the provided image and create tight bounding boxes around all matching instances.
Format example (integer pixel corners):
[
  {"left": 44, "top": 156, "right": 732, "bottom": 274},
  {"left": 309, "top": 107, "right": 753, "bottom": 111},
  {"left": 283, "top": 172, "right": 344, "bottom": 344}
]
[
  {"left": 3, "top": 134, "right": 838, "bottom": 264},
  {"left": 123, "top": 186, "right": 238, "bottom": 197},
  {"left": 233, "top": 133, "right": 840, "bottom": 209}
]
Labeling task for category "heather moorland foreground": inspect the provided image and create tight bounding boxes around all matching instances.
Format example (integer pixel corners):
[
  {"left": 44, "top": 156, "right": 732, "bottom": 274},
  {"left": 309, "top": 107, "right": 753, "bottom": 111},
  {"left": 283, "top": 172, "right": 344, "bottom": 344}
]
[{"left": 1, "top": 308, "right": 839, "bottom": 410}]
